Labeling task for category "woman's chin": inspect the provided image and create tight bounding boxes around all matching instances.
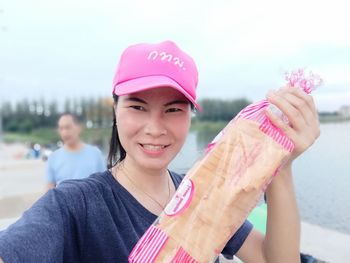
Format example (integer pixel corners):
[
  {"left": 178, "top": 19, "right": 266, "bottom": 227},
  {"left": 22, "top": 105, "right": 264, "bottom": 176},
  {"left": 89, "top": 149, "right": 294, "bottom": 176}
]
[{"left": 136, "top": 157, "right": 172, "bottom": 172}]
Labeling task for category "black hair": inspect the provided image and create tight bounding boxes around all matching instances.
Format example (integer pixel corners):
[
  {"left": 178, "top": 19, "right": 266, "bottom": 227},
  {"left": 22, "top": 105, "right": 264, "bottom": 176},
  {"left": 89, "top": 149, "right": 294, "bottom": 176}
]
[
  {"left": 59, "top": 112, "right": 81, "bottom": 124},
  {"left": 107, "top": 93, "right": 195, "bottom": 169},
  {"left": 107, "top": 94, "right": 126, "bottom": 169}
]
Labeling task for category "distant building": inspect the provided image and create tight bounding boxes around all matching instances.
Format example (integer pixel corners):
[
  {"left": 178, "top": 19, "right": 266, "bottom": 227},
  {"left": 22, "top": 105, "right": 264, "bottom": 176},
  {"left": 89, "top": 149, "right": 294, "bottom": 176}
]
[{"left": 339, "top": 105, "right": 350, "bottom": 117}]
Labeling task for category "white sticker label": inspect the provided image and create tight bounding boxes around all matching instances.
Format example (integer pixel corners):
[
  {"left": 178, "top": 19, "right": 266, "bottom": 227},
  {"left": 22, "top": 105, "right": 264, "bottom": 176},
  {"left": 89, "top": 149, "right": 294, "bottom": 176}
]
[{"left": 164, "top": 178, "right": 194, "bottom": 216}]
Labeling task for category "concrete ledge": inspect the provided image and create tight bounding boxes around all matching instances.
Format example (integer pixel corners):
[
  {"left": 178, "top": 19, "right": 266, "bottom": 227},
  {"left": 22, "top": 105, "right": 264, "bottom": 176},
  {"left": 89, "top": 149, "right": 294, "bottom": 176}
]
[
  {"left": 0, "top": 192, "right": 44, "bottom": 219},
  {"left": 301, "top": 221, "right": 350, "bottom": 262},
  {"left": 0, "top": 159, "right": 44, "bottom": 170}
]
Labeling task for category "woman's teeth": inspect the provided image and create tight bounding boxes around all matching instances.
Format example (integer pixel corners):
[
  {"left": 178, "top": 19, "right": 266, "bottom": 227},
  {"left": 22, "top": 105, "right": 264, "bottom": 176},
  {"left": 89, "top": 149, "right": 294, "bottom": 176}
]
[{"left": 142, "top": 144, "right": 165, "bottom": 151}]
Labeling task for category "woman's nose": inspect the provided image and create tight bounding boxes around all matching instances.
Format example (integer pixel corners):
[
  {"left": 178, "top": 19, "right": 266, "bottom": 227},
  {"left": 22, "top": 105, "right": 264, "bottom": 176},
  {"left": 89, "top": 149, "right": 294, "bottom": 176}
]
[{"left": 144, "top": 115, "right": 167, "bottom": 137}]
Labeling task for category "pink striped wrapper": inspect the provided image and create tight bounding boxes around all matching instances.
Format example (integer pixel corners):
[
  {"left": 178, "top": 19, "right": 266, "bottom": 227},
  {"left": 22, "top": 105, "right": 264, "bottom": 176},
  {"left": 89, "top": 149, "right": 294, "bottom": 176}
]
[{"left": 128, "top": 69, "right": 322, "bottom": 263}]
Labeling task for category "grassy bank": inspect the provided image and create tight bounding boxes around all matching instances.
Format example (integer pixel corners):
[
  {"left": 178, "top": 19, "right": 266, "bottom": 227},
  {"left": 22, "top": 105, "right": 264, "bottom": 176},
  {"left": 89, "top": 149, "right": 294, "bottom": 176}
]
[
  {"left": 4, "top": 128, "right": 59, "bottom": 145},
  {"left": 319, "top": 115, "right": 350, "bottom": 123},
  {"left": 3, "top": 117, "right": 349, "bottom": 146},
  {"left": 3, "top": 127, "right": 110, "bottom": 146}
]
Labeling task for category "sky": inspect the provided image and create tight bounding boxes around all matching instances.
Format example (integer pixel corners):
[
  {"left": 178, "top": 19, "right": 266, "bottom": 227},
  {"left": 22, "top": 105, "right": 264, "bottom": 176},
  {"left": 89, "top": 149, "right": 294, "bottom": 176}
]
[{"left": 0, "top": 0, "right": 349, "bottom": 112}]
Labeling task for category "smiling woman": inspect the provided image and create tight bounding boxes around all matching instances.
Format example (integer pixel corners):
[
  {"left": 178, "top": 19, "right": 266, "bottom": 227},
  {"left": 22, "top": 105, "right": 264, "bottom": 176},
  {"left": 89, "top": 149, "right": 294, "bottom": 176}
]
[
  {"left": 108, "top": 88, "right": 193, "bottom": 216},
  {"left": 0, "top": 40, "right": 320, "bottom": 263},
  {"left": 113, "top": 89, "right": 191, "bottom": 170}
]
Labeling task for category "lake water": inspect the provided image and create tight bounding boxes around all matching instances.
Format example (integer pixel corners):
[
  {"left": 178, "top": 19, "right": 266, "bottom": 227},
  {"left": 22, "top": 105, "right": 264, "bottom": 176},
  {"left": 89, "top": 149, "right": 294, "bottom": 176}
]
[{"left": 169, "top": 121, "right": 350, "bottom": 234}]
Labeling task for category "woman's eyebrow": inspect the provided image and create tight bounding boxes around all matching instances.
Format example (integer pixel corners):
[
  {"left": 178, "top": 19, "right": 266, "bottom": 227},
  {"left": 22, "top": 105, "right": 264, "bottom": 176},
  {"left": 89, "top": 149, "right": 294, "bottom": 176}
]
[
  {"left": 164, "top": 100, "right": 189, "bottom": 107},
  {"left": 125, "top": 97, "right": 147, "bottom": 104}
]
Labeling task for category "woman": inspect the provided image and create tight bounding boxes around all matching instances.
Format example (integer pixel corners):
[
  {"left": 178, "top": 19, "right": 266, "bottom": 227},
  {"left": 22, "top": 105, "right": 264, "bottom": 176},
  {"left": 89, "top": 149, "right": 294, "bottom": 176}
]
[{"left": 0, "top": 41, "right": 320, "bottom": 263}]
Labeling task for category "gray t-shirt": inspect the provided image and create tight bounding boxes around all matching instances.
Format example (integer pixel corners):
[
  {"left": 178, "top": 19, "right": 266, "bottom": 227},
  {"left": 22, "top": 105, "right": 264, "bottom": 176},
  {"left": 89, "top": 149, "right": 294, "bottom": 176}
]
[{"left": 0, "top": 171, "right": 252, "bottom": 262}]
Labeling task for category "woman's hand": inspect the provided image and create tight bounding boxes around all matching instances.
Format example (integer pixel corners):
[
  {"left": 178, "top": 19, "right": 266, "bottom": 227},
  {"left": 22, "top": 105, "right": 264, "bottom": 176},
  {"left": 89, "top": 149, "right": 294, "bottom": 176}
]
[{"left": 265, "top": 86, "right": 320, "bottom": 166}]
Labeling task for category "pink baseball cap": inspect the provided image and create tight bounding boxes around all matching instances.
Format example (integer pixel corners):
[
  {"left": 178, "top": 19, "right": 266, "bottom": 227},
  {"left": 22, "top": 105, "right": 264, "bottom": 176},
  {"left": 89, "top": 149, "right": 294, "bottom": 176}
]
[{"left": 112, "top": 40, "right": 201, "bottom": 110}]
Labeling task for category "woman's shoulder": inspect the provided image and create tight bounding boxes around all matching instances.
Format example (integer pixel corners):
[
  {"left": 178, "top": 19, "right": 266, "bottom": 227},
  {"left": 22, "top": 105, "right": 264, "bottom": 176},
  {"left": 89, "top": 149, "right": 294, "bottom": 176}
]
[
  {"left": 48, "top": 170, "right": 115, "bottom": 212},
  {"left": 56, "top": 170, "right": 111, "bottom": 196}
]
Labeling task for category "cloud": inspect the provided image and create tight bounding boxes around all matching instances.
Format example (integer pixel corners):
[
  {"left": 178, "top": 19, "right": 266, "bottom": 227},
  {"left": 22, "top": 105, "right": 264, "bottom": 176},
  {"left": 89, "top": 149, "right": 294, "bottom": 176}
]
[{"left": 1, "top": 0, "right": 349, "bottom": 111}]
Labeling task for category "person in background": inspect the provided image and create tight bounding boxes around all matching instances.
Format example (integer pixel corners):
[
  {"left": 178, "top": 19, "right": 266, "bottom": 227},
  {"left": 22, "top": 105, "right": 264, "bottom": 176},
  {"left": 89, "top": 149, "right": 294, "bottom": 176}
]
[{"left": 46, "top": 112, "right": 106, "bottom": 189}]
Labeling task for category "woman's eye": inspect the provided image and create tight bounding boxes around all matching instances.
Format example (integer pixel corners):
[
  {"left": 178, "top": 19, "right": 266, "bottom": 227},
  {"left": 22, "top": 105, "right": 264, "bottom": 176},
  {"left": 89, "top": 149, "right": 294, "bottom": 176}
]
[
  {"left": 130, "top": 105, "right": 145, "bottom": 111},
  {"left": 166, "top": 108, "right": 182, "bottom": 113}
]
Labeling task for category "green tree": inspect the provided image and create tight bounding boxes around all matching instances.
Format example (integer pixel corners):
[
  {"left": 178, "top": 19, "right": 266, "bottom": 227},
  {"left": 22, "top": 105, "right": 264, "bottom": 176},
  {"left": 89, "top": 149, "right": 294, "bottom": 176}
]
[{"left": 195, "top": 98, "right": 251, "bottom": 122}]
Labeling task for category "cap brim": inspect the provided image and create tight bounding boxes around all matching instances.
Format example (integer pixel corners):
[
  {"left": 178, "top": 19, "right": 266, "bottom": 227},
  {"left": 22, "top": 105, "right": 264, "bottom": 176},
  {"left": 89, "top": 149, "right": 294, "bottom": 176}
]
[{"left": 113, "top": 75, "right": 202, "bottom": 111}]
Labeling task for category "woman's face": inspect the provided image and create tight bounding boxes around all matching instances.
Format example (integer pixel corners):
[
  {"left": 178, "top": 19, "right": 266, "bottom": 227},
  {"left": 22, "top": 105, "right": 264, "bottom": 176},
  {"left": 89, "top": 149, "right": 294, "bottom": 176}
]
[{"left": 115, "top": 87, "right": 192, "bottom": 172}]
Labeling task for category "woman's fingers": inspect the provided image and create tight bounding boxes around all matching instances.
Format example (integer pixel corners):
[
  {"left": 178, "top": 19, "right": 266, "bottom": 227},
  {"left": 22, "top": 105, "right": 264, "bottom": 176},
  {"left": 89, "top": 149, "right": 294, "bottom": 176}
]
[
  {"left": 266, "top": 89, "right": 307, "bottom": 131},
  {"left": 265, "top": 87, "right": 320, "bottom": 162},
  {"left": 281, "top": 87, "right": 318, "bottom": 118},
  {"left": 266, "top": 87, "right": 319, "bottom": 128},
  {"left": 265, "top": 107, "right": 293, "bottom": 136}
]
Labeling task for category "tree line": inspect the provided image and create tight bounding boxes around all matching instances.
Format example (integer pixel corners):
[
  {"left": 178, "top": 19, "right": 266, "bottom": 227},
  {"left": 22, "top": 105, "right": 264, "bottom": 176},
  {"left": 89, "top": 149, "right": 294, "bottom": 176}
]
[
  {"left": 1, "top": 97, "right": 113, "bottom": 133},
  {"left": 1, "top": 97, "right": 251, "bottom": 133},
  {"left": 194, "top": 98, "right": 251, "bottom": 122}
]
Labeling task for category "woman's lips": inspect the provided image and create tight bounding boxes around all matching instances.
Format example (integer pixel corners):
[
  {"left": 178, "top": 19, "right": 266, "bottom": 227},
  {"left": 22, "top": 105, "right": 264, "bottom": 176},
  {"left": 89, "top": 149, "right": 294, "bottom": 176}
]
[{"left": 139, "top": 143, "right": 170, "bottom": 156}]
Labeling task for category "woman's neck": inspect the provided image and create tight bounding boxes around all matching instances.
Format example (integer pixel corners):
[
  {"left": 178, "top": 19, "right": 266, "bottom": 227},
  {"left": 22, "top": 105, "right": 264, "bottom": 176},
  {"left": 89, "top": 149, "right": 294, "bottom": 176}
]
[
  {"left": 112, "top": 156, "right": 176, "bottom": 215},
  {"left": 117, "top": 156, "right": 169, "bottom": 193}
]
